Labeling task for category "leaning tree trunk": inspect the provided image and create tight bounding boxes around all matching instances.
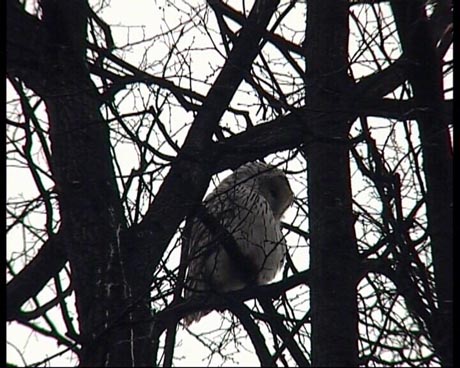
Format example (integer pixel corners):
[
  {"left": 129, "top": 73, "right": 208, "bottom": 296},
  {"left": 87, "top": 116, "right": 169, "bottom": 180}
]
[{"left": 303, "top": 1, "right": 359, "bottom": 366}]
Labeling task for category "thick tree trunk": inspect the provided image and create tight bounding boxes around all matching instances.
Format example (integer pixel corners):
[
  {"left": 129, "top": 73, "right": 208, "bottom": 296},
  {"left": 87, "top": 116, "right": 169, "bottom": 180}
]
[
  {"left": 40, "top": 3, "right": 157, "bottom": 365},
  {"left": 390, "top": 2, "right": 453, "bottom": 365},
  {"left": 8, "top": 0, "right": 156, "bottom": 365},
  {"left": 44, "top": 74, "right": 155, "bottom": 366},
  {"left": 303, "top": 1, "right": 359, "bottom": 366}
]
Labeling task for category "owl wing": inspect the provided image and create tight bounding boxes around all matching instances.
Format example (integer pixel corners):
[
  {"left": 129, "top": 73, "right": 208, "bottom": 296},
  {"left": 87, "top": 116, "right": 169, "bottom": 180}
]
[
  {"left": 184, "top": 185, "right": 244, "bottom": 299},
  {"left": 221, "top": 185, "right": 286, "bottom": 286},
  {"left": 182, "top": 186, "right": 243, "bottom": 325},
  {"left": 183, "top": 184, "right": 286, "bottom": 325}
]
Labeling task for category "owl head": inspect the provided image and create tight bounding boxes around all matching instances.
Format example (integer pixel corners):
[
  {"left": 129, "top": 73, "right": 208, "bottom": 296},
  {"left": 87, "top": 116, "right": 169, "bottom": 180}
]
[{"left": 215, "top": 161, "right": 294, "bottom": 220}]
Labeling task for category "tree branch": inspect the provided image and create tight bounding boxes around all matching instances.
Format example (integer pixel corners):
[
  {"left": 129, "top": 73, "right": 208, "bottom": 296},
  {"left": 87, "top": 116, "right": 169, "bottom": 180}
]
[
  {"left": 7, "top": 234, "right": 67, "bottom": 321},
  {"left": 151, "top": 270, "right": 310, "bottom": 335},
  {"left": 229, "top": 302, "right": 273, "bottom": 366},
  {"left": 127, "top": 0, "right": 281, "bottom": 275},
  {"left": 6, "top": 0, "right": 46, "bottom": 85}
]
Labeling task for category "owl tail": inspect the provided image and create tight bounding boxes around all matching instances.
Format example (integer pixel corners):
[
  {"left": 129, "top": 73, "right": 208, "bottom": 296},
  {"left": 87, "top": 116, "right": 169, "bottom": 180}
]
[
  {"left": 183, "top": 277, "right": 213, "bottom": 326},
  {"left": 183, "top": 309, "right": 212, "bottom": 327}
]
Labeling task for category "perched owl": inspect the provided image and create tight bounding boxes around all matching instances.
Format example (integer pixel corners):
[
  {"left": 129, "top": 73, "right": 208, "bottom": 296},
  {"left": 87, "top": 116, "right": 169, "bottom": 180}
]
[{"left": 183, "top": 161, "right": 294, "bottom": 325}]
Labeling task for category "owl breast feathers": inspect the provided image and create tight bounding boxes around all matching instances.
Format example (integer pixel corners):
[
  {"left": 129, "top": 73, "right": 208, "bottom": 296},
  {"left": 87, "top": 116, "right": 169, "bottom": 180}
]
[{"left": 183, "top": 161, "right": 294, "bottom": 325}]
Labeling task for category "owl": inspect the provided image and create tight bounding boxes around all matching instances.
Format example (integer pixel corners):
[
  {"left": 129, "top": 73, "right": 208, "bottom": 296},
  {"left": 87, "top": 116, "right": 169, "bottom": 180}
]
[{"left": 183, "top": 161, "right": 294, "bottom": 325}]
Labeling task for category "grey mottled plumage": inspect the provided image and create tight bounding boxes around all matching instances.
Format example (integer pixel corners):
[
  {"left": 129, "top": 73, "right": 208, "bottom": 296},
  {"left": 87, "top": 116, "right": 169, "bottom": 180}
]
[{"left": 183, "top": 161, "right": 294, "bottom": 325}]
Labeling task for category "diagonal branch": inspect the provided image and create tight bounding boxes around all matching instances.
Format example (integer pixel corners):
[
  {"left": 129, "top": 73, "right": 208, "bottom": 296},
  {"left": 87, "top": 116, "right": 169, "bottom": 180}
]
[
  {"left": 229, "top": 302, "right": 273, "bottom": 366},
  {"left": 150, "top": 269, "right": 310, "bottom": 335},
  {"left": 258, "top": 296, "right": 310, "bottom": 366},
  {"left": 7, "top": 233, "right": 67, "bottom": 321},
  {"left": 127, "top": 0, "right": 281, "bottom": 274}
]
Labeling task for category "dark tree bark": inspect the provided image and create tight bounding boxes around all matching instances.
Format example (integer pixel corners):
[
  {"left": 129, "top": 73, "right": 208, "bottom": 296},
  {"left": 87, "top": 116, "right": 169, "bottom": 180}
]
[
  {"left": 303, "top": 0, "right": 359, "bottom": 366},
  {"left": 8, "top": 1, "right": 149, "bottom": 364},
  {"left": 8, "top": 0, "right": 155, "bottom": 365},
  {"left": 390, "top": 1, "right": 453, "bottom": 365}
]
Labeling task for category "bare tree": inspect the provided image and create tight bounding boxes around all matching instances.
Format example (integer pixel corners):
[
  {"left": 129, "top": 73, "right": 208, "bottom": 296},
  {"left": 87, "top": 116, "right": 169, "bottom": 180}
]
[{"left": 7, "top": 0, "right": 452, "bottom": 366}]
